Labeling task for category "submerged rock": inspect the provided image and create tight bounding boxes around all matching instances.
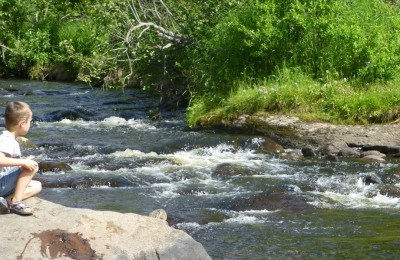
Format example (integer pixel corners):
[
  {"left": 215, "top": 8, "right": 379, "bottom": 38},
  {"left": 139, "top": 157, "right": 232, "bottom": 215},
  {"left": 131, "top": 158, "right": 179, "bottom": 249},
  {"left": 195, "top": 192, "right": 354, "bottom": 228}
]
[
  {"left": 359, "top": 155, "right": 387, "bottom": 163},
  {"left": 381, "top": 172, "right": 400, "bottom": 185},
  {"left": 301, "top": 145, "right": 316, "bottom": 157},
  {"left": 359, "top": 174, "right": 381, "bottom": 185},
  {"left": 39, "top": 160, "right": 73, "bottom": 173},
  {"left": 228, "top": 191, "right": 316, "bottom": 211},
  {"left": 35, "top": 174, "right": 139, "bottom": 189},
  {"left": 279, "top": 150, "right": 303, "bottom": 160},
  {"left": 16, "top": 136, "right": 37, "bottom": 149},
  {"left": 0, "top": 198, "right": 211, "bottom": 260},
  {"left": 211, "top": 163, "right": 256, "bottom": 178},
  {"left": 337, "top": 147, "right": 360, "bottom": 157},
  {"left": 361, "top": 150, "right": 386, "bottom": 158},
  {"left": 44, "top": 107, "right": 95, "bottom": 121}
]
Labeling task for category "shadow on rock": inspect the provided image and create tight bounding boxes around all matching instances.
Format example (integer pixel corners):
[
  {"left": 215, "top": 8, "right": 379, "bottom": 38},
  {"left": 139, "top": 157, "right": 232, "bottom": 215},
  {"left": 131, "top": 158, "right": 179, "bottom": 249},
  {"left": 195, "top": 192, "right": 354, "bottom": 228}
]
[{"left": 18, "top": 229, "right": 102, "bottom": 260}]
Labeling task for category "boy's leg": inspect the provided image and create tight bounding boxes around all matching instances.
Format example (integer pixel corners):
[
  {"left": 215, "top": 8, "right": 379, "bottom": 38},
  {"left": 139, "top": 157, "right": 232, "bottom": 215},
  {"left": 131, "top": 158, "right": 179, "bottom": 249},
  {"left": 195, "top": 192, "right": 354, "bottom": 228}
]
[
  {"left": 0, "top": 167, "right": 41, "bottom": 215},
  {"left": 7, "top": 168, "right": 40, "bottom": 215},
  {"left": 10, "top": 167, "right": 39, "bottom": 203},
  {"left": 0, "top": 167, "right": 21, "bottom": 214},
  {"left": 20, "top": 180, "right": 42, "bottom": 200},
  {"left": 0, "top": 167, "right": 21, "bottom": 199}
]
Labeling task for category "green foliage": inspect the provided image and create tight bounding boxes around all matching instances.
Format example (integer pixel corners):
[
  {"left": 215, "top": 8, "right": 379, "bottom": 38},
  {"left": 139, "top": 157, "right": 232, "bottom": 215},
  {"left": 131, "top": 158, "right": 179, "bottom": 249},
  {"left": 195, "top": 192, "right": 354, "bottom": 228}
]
[
  {"left": 12, "top": 29, "right": 52, "bottom": 79},
  {"left": 0, "top": 0, "right": 116, "bottom": 81},
  {"left": 185, "top": 0, "right": 400, "bottom": 125},
  {"left": 186, "top": 0, "right": 400, "bottom": 93},
  {"left": 2, "top": 0, "right": 400, "bottom": 126},
  {"left": 58, "top": 21, "right": 96, "bottom": 56},
  {"left": 187, "top": 67, "right": 400, "bottom": 126}
]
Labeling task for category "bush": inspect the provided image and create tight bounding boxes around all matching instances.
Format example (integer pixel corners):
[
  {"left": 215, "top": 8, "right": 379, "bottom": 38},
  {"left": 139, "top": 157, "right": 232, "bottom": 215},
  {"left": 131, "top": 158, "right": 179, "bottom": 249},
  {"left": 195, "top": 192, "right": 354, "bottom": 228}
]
[{"left": 185, "top": 0, "right": 400, "bottom": 125}]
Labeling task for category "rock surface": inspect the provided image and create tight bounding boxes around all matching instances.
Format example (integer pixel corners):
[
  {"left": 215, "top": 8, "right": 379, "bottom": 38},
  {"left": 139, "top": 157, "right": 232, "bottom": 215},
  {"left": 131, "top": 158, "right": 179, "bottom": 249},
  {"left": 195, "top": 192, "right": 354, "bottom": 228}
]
[
  {"left": 198, "top": 114, "right": 400, "bottom": 155},
  {"left": 0, "top": 197, "right": 211, "bottom": 260}
]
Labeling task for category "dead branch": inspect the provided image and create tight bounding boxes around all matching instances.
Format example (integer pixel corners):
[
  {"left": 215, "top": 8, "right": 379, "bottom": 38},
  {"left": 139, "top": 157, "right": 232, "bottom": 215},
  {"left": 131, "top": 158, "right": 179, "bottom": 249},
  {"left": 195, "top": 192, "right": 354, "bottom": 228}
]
[
  {"left": 0, "top": 43, "right": 12, "bottom": 52},
  {"left": 0, "top": 43, "right": 12, "bottom": 65},
  {"left": 125, "top": 22, "right": 183, "bottom": 47}
]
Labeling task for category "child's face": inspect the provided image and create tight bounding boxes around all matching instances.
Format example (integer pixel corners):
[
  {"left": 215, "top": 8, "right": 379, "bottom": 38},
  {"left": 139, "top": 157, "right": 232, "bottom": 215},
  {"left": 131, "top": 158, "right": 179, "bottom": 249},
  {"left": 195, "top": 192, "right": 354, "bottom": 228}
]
[{"left": 19, "top": 112, "right": 32, "bottom": 136}]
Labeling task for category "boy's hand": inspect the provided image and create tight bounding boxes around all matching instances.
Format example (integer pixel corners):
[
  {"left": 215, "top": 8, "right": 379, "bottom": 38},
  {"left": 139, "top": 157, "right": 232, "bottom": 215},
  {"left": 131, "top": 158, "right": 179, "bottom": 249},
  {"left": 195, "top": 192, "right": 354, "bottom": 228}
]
[{"left": 22, "top": 158, "right": 39, "bottom": 171}]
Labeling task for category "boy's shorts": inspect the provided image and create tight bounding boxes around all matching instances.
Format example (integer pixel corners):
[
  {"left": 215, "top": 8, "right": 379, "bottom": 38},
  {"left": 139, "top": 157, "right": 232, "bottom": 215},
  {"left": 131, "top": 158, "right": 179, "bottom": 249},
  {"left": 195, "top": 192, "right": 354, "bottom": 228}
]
[{"left": 0, "top": 167, "right": 21, "bottom": 197}]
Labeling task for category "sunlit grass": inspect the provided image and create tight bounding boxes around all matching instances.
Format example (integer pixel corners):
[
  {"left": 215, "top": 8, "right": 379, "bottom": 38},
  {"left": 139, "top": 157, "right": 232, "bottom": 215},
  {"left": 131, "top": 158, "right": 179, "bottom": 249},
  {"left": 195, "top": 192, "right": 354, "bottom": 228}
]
[{"left": 186, "top": 67, "right": 400, "bottom": 127}]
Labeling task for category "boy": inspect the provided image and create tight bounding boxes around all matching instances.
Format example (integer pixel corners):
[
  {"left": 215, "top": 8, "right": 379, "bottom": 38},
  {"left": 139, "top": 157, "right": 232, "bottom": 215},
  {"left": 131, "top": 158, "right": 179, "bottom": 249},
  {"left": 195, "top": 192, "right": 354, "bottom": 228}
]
[{"left": 0, "top": 101, "right": 41, "bottom": 215}]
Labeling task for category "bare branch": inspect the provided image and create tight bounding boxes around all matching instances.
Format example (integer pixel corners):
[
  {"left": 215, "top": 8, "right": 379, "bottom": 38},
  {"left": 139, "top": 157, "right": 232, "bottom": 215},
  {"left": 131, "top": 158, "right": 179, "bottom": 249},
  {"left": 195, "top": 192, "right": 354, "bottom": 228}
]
[
  {"left": 137, "top": 0, "right": 146, "bottom": 19},
  {"left": 0, "top": 43, "right": 13, "bottom": 66},
  {"left": 153, "top": 0, "right": 162, "bottom": 21},
  {"left": 158, "top": 0, "right": 173, "bottom": 16},
  {"left": 0, "top": 43, "right": 13, "bottom": 52},
  {"left": 125, "top": 22, "right": 183, "bottom": 46},
  {"left": 127, "top": 0, "right": 141, "bottom": 23}
]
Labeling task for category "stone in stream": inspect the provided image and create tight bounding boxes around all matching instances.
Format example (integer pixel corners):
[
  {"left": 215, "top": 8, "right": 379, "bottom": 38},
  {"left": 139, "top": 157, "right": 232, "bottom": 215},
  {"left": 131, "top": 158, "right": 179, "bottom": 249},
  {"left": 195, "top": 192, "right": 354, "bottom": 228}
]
[
  {"left": 337, "top": 147, "right": 360, "bottom": 157},
  {"left": 301, "top": 145, "right": 316, "bottom": 157},
  {"left": 228, "top": 191, "right": 316, "bottom": 211},
  {"left": 34, "top": 175, "right": 139, "bottom": 189},
  {"left": 211, "top": 163, "right": 256, "bottom": 178},
  {"left": 45, "top": 107, "right": 94, "bottom": 121},
  {"left": 359, "top": 173, "right": 381, "bottom": 185},
  {"left": 38, "top": 160, "right": 73, "bottom": 173}
]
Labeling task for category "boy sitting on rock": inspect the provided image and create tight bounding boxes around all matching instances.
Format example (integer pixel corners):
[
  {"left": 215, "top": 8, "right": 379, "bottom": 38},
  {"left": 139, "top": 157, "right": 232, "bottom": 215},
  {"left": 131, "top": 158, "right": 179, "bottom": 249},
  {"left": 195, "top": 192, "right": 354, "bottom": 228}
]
[{"left": 0, "top": 101, "right": 41, "bottom": 215}]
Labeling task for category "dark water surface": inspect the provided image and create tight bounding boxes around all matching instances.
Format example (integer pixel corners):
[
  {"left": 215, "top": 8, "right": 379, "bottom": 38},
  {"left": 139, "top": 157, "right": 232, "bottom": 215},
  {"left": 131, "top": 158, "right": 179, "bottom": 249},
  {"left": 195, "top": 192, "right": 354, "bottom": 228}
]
[{"left": 1, "top": 79, "right": 400, "bottom": 259}]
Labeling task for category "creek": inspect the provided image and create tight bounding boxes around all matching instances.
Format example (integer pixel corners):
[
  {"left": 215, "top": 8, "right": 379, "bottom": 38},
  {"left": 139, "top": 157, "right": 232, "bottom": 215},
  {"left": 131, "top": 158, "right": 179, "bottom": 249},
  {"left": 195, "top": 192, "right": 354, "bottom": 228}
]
[{"left": 1, "top": 79, "right": 400, "bottom": 259}]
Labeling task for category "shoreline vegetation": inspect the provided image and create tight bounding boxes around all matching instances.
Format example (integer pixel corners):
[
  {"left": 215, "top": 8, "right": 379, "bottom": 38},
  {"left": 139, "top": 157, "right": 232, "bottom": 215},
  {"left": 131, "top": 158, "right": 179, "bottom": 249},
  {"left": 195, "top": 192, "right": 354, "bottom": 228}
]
[{"left": 1, "top": 0, "right": 400, "bottom": 126}]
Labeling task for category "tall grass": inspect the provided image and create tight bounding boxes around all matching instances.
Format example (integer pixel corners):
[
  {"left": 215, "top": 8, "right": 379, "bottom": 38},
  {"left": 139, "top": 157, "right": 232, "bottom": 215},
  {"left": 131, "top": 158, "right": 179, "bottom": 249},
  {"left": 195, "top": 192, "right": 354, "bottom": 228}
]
[
  {"left": 186, "top": 0, "right": 400, "bottom": 127},
  {"left": 186, "top": 68, "right": 400, "bottom": 126}
]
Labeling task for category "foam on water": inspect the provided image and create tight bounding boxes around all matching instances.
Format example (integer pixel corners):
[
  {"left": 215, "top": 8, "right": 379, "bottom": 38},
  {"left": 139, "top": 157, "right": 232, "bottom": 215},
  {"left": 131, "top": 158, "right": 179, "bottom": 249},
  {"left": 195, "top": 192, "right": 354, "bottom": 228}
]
[
  {"left": 37, "top": 116, "right": 156, "bottom": 130},
  {"left": 171, "top": 144, "right": 264, "bottom": 169},
  {"left": 310, "top": 190, "right": 400, "bottom": 209}
]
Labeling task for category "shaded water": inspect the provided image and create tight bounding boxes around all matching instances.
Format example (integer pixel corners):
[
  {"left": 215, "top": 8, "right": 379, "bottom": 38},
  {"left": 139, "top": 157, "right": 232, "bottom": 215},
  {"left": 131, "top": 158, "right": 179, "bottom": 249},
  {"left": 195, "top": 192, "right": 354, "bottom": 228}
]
[{"left": 1, "top": 79, "right": 400, "bottom": 259}]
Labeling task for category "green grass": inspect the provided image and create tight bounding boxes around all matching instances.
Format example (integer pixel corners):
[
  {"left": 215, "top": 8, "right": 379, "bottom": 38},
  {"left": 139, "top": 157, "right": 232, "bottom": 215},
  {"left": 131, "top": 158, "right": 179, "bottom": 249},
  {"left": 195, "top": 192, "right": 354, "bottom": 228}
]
[{"left": 186, "top": 67, "right": 400, "bottom": 127}]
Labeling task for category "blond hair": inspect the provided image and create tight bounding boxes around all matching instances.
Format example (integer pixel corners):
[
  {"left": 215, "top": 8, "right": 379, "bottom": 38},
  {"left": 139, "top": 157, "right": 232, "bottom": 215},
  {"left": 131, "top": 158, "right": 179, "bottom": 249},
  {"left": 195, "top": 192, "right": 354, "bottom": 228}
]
[{"left": 4, "top": 101, "right": 32, "bottom": 130}]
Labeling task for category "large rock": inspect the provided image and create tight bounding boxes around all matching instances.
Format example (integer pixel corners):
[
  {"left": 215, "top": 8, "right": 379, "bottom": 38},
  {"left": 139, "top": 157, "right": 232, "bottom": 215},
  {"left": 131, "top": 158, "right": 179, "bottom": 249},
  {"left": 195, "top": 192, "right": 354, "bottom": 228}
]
[
  {"left": 0, "top": 198, "right": 211, "bottom": 260},
  {"left": 211, "top": 163, "right": 256, "bottom": 178},
  {"left": 228, "top": 191, "right": 316, "bottom": 211},
  {"left": 196, "top": 114, "right": 400, "bottom": 153}
]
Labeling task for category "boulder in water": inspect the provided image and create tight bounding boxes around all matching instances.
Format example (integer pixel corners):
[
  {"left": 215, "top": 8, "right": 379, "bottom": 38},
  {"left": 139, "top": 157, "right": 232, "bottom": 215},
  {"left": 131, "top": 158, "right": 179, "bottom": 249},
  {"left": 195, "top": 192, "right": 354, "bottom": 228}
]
[
  {"left": 39, "top": 160, "right": 73, "bottom": 173},
  {"left": 211, "top": 163, "right": 256, "bottom": 178},
  {"left": 228, "top": 191, "right": 316, "bottom": 211},
  {"left": 337, "top": 147, "right": 360, "bottom": 157},
  {"left": 301, "top": 145, "right": 316, "bottom": 157}
]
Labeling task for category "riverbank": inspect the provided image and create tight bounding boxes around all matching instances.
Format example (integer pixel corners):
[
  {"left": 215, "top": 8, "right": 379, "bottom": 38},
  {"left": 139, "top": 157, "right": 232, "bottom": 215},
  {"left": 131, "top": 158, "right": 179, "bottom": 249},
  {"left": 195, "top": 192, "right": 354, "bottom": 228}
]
[{"left": 196, "top": 113, "right": 400, "bottom": 155}]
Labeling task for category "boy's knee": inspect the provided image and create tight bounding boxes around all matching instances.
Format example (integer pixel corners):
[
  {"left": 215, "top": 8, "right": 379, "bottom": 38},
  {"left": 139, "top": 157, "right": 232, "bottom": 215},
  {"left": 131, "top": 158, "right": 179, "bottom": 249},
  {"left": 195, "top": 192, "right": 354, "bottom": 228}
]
[
  {"left": 34, "top": 180, "right": 42, "bottom": 192},
  {"left": 31, "top": 180, "right": 42, "bottom": 194}
]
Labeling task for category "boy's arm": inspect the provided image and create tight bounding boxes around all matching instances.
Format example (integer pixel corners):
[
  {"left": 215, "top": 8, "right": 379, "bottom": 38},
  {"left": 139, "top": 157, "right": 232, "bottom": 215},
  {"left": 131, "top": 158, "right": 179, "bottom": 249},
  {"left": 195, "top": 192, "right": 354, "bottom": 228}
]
[{"left": 0, "top": 152, "right": 38, "bottom": 171}]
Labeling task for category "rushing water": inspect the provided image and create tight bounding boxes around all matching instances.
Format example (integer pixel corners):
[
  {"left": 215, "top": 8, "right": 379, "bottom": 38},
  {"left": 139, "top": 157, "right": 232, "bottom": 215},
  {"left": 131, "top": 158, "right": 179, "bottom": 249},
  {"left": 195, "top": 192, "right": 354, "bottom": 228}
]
[{"left": 1, "top": 79, "right": 400, "bottom": 259}]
